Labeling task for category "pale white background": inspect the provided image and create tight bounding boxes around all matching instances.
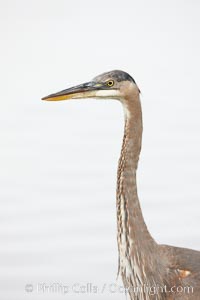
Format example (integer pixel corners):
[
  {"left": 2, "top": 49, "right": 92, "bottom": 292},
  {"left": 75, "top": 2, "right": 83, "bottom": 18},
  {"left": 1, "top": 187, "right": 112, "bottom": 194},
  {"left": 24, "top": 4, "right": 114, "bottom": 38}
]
[{"left": 0, "top": 0, "right": 200, "bottom": 299}]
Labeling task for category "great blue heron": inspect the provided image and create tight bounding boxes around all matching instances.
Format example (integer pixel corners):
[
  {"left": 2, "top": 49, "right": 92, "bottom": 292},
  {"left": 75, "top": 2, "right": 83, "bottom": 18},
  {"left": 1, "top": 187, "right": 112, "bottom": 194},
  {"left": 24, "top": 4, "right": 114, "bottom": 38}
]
[{"left": 42, "top": 70, "right": 200, "bottom": 299}]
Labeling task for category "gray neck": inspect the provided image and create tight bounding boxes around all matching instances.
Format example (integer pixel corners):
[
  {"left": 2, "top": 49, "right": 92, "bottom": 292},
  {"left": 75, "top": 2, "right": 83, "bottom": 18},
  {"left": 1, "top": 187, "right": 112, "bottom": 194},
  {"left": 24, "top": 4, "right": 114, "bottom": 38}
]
[
  {"left": 116, "top": 94, "right": 161, "bottom": 295},
  {"left": 117, "top": 94, "right": 152, "bottom": 246}
]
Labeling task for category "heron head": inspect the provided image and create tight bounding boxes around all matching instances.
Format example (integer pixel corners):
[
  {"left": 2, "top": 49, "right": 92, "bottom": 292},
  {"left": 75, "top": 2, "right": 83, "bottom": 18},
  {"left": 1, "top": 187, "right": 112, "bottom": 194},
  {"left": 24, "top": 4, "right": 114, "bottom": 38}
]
[{"left": 42, "top": 70, "right": 140, "bottom": 102}]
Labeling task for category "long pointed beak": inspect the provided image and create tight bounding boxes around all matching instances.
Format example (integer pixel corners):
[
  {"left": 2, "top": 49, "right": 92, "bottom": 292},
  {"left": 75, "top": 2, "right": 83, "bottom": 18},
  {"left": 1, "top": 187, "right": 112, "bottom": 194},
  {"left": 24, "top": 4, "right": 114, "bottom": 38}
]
[{"left": 42, "top": 81, "right": 103, "bottom": 101}]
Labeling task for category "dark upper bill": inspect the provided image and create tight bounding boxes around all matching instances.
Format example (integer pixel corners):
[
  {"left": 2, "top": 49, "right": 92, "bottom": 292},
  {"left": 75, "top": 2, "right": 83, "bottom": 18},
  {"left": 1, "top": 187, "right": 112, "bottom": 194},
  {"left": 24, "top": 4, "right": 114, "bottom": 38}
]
[{"left": 41, "top": 82, "right": 104, "bottom": 101}]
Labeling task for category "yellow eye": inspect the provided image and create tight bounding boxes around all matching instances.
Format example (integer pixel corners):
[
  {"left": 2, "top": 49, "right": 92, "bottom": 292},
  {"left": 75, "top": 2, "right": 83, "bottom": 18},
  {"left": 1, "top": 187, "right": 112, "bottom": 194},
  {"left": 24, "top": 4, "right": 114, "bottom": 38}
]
[{"left": 106, "top": 80, "right": 114, "bottom": 87}]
